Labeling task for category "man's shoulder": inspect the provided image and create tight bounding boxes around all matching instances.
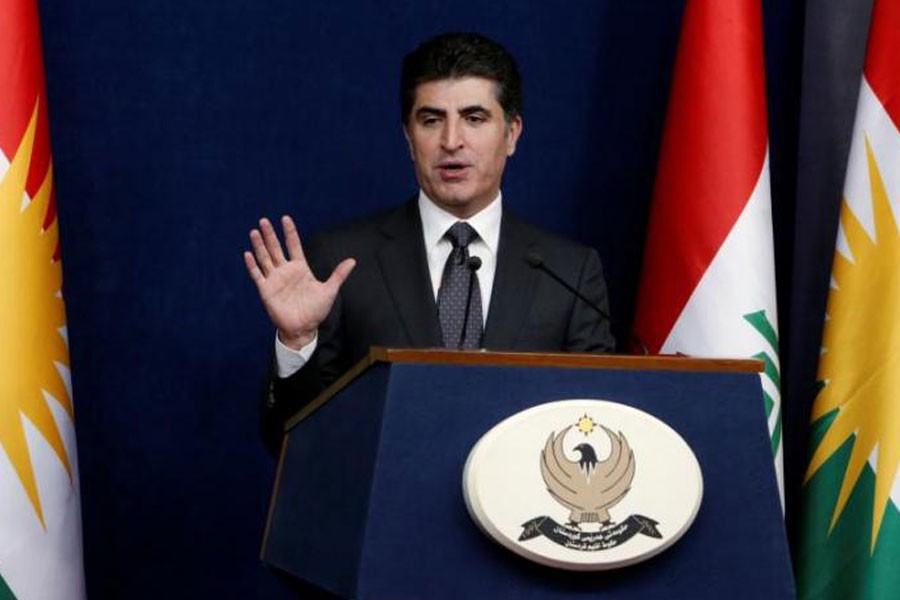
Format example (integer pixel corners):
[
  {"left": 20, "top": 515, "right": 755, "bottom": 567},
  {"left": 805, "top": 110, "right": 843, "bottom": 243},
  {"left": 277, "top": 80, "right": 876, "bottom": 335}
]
[
  {"left": 503, "top": 211, "right": 597, "bottom": 258},
  {"left": 309, "top": 199, "right": 418, "bottom": 251},
  {"left": 315, "top": 200, "right": 416, "bottom": 241}
]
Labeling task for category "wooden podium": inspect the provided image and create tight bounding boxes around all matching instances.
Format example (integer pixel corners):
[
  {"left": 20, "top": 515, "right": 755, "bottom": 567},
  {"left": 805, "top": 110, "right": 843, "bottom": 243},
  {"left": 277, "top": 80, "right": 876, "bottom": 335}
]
[{"left": 261, "top": 349, "right": 794, "bottom": 599}]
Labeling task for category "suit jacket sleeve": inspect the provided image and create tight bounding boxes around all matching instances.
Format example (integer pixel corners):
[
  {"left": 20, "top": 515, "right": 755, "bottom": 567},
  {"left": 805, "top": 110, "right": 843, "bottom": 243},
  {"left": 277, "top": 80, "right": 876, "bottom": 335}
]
[
  {"left": 566, "top": 247, "right": 615, "bottom": 353},
  {"left": 259, "top": 233, "right": 351, "bottom": 454}
]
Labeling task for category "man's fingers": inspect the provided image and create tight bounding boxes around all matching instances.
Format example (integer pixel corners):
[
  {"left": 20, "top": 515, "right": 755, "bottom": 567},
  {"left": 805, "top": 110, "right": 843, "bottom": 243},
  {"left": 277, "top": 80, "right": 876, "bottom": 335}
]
[
  {"left": 243, "top": 251, "right": 264, "bottom": 284},
  {"left": 259, "top": 218, "right": 287, "bottom": 265},
  {"left": 249, "top": 228, "right": 274, "bottom": 276},
  {"left": 325, "top": 258, "right": 356, "bottom": 292},
  {"left": 282, "top": 215, "right": 307, "bottom": 263}
]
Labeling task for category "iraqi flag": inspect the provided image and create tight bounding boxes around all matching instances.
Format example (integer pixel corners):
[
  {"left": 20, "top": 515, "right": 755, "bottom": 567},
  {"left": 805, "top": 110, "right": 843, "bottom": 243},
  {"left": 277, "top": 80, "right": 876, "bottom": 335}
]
[
  {"left": 796, "top": 0, "right": 900, "bottom": 596},
  {"left": 0, "top": 0, "right": 86, "bottom": 598},
  {"left": 632, "top": 0, "right": 783, "bottom": 496}
]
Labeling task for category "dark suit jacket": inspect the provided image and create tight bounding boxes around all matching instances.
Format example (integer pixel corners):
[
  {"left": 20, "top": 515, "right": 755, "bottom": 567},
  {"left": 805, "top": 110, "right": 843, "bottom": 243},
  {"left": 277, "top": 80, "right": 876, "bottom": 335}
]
[{"left": 262, "top": 200, "right": 614, "bottom": 451}]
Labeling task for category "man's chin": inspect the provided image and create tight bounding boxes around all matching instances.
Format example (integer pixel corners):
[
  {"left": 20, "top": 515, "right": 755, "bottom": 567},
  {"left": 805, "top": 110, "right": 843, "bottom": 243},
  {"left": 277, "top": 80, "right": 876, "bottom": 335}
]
[{"left": 429, "top": 195, "right": 491, "bottom": 218}]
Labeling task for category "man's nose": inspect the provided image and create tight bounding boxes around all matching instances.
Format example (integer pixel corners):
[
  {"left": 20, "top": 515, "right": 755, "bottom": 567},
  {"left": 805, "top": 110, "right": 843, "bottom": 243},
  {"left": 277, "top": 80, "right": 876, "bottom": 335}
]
[{"left": 440, "top": 118, "right": 464, "bottom": 150}]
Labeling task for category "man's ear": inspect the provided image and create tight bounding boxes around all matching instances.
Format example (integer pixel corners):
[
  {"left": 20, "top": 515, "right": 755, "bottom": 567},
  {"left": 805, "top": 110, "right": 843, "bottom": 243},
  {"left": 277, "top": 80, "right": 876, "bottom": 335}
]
[
  {"left": 506, "top": 115, "right": 523, "bottom": 157},
  {"left": 403, "top": 125, "right": 414, "bottom": 160}
]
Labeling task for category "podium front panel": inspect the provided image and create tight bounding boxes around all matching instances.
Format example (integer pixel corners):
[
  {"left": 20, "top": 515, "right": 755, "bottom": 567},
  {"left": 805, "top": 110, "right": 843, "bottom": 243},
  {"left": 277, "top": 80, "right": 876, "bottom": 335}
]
[{"left": 266, "top": 360, "right": 794, "bottom": 599}]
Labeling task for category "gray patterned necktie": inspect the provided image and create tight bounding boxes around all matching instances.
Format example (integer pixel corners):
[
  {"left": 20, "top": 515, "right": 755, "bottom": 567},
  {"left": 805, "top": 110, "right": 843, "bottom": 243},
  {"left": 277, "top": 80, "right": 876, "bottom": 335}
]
[{"left": 438, "top": 222, "right": 483, "bottom": 349}]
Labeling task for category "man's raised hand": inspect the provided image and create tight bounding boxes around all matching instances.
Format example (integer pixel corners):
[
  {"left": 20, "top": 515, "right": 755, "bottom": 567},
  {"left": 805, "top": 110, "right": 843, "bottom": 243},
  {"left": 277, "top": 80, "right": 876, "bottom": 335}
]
[{"left": 244, "top": 216, "right": 355, "bottom": 350}]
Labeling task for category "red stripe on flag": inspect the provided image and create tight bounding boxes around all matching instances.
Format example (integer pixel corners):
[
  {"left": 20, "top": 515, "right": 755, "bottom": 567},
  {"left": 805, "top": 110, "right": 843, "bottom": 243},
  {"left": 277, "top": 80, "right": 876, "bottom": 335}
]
[
  {"left": 0, "top": 0, "right": 54, "bottom": 215},
  {"left": 865, "top": 0, "right": 900, "bottom": 133},
  {"left": 633, "top": 0, "right": 768, "bottom": 352}
]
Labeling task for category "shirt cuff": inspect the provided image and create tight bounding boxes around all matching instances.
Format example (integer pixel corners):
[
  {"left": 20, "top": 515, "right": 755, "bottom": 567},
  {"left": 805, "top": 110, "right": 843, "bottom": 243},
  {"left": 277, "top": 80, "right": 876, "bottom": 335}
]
[{"left": 274, "top": 332, "right": 318, "bottom": 378}]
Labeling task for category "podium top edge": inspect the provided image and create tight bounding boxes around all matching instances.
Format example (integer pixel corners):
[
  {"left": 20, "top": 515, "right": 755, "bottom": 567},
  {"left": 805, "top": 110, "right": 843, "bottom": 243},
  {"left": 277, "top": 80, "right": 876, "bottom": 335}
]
[
  {"left": 283, "top": 348, "right": 763, "bottom": 431},
  {"left": 367, "top": 348, "right": 764, "bottom": 373}
]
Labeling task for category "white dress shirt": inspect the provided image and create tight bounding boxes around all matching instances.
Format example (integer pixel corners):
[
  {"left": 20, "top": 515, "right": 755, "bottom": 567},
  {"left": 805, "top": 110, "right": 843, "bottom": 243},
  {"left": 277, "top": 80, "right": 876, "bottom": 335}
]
[{"left": 275, "top": 191, "right": 503, "bottom": 377}]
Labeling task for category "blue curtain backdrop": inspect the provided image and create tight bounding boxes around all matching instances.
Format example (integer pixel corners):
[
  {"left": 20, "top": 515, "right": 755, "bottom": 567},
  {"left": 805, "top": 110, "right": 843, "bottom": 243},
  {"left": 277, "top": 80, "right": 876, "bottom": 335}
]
[{"left": 34, "top": 0, "right": 809, "bottom": 597}]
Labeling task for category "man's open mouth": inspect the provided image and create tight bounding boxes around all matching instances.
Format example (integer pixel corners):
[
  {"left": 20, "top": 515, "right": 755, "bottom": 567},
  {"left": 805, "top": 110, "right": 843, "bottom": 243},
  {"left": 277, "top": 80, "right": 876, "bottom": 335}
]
[{"left": 438, "top": 162, "right": 469, "bottom": 174}]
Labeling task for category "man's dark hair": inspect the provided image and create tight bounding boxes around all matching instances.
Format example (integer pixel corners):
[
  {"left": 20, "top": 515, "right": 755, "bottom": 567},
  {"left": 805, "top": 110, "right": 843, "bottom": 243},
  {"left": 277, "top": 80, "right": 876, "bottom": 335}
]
[{"left": 400, "top": 32, "right": 523, "bottom": 125}]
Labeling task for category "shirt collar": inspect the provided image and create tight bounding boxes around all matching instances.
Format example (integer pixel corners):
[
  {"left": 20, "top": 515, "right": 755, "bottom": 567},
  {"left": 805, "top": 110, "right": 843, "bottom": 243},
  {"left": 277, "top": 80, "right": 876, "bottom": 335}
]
[{"left": 417, "top": 191, "right": 502, "bottom": 254}]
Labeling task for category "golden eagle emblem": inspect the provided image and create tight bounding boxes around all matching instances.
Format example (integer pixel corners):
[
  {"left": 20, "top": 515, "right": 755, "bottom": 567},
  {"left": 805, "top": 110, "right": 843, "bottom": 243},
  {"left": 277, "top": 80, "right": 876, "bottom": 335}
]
[{"left": 539, "top": 423, "right": 636, "bottom": 526}]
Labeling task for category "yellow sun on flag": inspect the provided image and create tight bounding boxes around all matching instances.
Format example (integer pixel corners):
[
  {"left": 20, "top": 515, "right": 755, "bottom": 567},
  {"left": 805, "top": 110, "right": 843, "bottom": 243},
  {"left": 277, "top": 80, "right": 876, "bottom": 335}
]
[
  {"left": 576, "top": 414, "right": 597, "bottom": 436},
  {"left": 0, "top": 101, "right": 75, "bottom": 529},
  {"left": 805, "top": 137, "right": 900, "bottom": 553}
]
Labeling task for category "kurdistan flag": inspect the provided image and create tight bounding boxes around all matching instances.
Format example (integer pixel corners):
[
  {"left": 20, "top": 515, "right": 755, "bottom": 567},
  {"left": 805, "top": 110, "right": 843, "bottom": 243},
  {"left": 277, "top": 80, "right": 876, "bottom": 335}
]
[
  {"left": 632, "top": 0, "right": 783, "bottom": 497},
  {"left": 0, "top": 1, "right": 86, "bottom": 599},
  {"left": 796, "top": 0, "right": 900, "bottom": 597}
]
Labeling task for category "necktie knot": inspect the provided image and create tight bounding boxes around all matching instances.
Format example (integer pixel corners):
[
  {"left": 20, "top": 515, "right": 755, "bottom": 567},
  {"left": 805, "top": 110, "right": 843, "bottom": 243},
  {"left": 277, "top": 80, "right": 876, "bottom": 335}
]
[{"left": 445, "top": 222, "right": 478, "bottom": 249}]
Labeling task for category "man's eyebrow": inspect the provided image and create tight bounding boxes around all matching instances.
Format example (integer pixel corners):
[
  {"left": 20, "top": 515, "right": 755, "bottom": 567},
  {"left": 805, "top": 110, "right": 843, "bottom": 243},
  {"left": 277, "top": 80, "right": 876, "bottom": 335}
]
[
  {"left": 414, "top": 107, "right": 447, "bottom": 119},
  {"left": 459, "top": 105, "right": 491, "bottom": 117},
  {"left": 413, "top": 105, "right": 493, "bottom": 120}
]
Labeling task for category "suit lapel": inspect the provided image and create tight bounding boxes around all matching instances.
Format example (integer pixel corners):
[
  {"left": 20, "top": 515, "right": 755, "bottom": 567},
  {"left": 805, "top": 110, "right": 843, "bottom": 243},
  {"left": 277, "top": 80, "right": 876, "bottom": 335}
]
[
  {"left": 482, "top": 212, "right": 541, "bottom": 349},
  {"left": 376, "top": 202, "right": 443, "bottom": 347}
]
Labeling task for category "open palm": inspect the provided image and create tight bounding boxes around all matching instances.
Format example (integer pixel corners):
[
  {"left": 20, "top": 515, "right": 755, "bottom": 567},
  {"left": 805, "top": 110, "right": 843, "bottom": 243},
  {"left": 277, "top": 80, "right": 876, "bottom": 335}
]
[{"left": 244, "top": 216, "right": 355, "bottom": 349}]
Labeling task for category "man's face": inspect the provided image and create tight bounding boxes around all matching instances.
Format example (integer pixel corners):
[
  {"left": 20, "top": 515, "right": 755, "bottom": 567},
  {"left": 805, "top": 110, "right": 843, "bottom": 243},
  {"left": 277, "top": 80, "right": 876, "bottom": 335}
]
[{"left": 404, "top": 77, "right": 523, "bottom": 219}]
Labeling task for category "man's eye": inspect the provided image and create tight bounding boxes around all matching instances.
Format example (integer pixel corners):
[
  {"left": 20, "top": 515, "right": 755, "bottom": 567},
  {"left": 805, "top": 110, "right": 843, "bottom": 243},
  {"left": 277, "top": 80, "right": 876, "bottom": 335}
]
[
  {"left": 421, "top": 117, "right": 441, "bottom": 126},
  {"left": 466, "top": 115, "right": 486, "bottom": 124}
]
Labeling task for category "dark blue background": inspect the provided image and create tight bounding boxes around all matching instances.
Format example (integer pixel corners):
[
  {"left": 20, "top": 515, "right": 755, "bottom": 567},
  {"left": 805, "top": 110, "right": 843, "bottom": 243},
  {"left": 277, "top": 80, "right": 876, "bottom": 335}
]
[{"left": 33, "top": 0, "right": 814, "bottom": 597}]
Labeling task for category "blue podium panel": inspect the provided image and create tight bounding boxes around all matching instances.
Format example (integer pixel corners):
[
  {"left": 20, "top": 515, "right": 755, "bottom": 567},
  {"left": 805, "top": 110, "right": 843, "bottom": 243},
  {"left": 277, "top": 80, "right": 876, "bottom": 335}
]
[
  {"left": 264, "top": 365, "right": 392, "bottom": 598},
  {"left": 264, "top": 360, "right": 794, "bottom": 600}
]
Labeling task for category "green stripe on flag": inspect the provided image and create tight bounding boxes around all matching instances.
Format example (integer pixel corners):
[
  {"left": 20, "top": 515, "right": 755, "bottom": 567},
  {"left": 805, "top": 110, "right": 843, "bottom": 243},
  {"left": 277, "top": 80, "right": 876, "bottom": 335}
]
[
  {"left": 752, "top": 351, "right": 781, "bottom": 388},
  {"left": 757, "top": 373, "right": 781, "bottom": 456},
  {"left": 809, "top": 408, "right": 838, "bottom": 451},
  {"left": 797, "top": 431, "right": 900, "bottom": 599},
  {"left": 744, "top": 310, "right": 778, "bottom": 349},
  {"left": 0, "top": 574, "right": 17, "bottom": 600},
  {"left": 769, "top": 404, "right": 782, "bottom": 456},
  {"left": 744, "top": 311, "right": 782, "bottom": 460},
  {"left": 762, "top": 389, "right": 774, "bottom": 417}
]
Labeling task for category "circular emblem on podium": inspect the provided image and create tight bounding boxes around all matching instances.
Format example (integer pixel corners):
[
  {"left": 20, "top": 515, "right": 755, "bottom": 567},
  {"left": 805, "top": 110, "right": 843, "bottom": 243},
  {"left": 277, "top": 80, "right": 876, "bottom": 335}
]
[{"left": 462, "top": 399, "right": 703, "bottom": 570}]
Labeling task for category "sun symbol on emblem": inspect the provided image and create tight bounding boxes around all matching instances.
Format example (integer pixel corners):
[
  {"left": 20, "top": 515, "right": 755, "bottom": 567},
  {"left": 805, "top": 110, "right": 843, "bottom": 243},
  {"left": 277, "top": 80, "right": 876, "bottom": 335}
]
[{"left": 576, "top": 414, "right": 597, "bottom": 436}]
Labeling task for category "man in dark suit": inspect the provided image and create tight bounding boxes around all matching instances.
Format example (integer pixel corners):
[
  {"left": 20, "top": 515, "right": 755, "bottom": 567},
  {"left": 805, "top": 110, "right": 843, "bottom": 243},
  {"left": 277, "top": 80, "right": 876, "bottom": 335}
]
[{"left": 245, "top": 33, "right": 615, "bottom": 452}]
